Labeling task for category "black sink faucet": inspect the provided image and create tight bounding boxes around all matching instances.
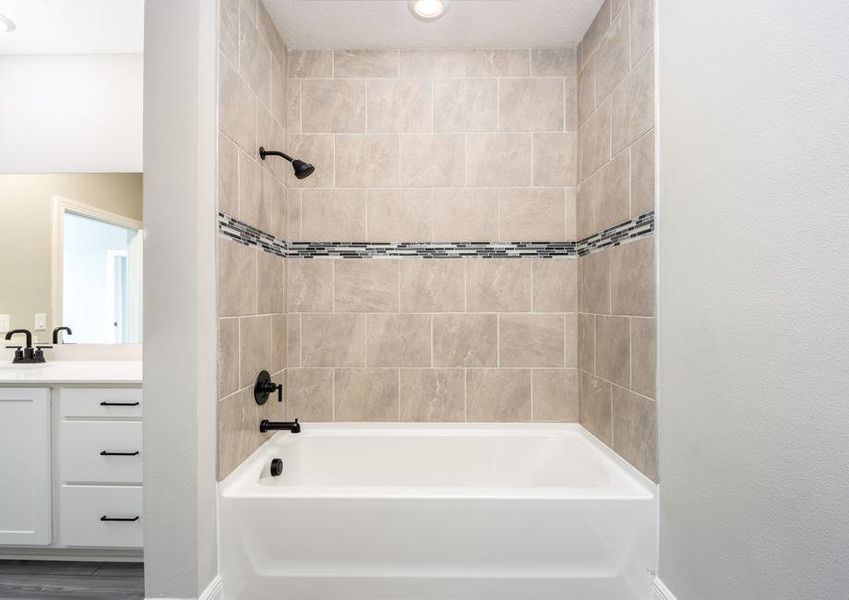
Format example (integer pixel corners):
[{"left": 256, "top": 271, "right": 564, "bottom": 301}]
[
  {"left": 52, "top": 326, "right": 73, "bottom": 344},
  {"left": 5, "top": 329, "right": 51, "bottom": 364}
]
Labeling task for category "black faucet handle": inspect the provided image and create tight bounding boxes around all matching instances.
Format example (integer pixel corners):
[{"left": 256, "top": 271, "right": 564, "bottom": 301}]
[
  {"left": 254, "top": 370, "right": 283, "bottom": 405},
  {"left": 5, "top": 345, "right": 22, "bottom": 350}
]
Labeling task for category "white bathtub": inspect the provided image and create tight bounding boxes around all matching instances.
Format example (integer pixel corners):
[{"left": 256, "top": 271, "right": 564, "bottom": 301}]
[{"left": 219, "top": 423, "right": 657, "bottom": 600}]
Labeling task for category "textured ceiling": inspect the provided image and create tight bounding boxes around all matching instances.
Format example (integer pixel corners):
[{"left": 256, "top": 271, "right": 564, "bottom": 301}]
[
  {"left": 0, "top": 0, "right": 143, "bottom": 55},
  {"left": 264, "top": 0, "right": 604, "bottom": 50}
]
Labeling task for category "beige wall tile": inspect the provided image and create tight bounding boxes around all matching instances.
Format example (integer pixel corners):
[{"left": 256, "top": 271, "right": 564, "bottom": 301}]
[
  {"left": 334, "top": 49, "right": 399, "bottom": 78},
  {"left": 400, "top": 260, "right": 465, "bottom": 312},
  {"left": 610, "top": 0, "right": 627, "bottom": 18},
  {"left": 256, "top": 251, "right": 285, "bottom": 314},
  {"left": 263, "top": 170, "right": 287, "bottom": 239},
  {"left": 239, "top": 15, "right": 271, "bottom": 106},
  {"left": 286, "top": 314, "right": 301, "bottom": 367},
  {"left": 286, "top": 79, "right": 301, "bottom": 133},
  {"left": 367, "top": 79, "right": 432, "bottom": 133},
  {"left": 432, "top": 188, "right": 498, "bottom": 241},
  {"left": 219, "top": 55, "right": 256, "bottom": 153},
  {"left": 595, "top": 8, "right": 630, "bottom": 101},
  {"left": 579, "top": 251, "right": 611, "bottom": 314},
  {"left": 301, "top": 189, "right": 367, "bottom": 241},
  {"left": 287, "top": 259, "right": 333, "bottom": 312},
  {"left": 257, "top": 94, "right": 285, "bottom": 184},
  {"left": 219, "top": 0, "right": 239, "bottom": 65},
  {"left": 301, "top": 313, "right": 366, "bottom": 367},
  {"left": 239, "top": 315, "right": 272, "bottom": 388},
  {"left": 580, "top": 370, "right": 612, "bottom": 444},
  {"left": 631, "top": 317, "right": 656, "bottom": 398},
  {"left": 630, "top": 0, "right": 655, "bottom": 66},
  {"left": 466, "top": 259, "right": 531, "bottom": 312},
  {"left": 466, "top": 133, "right": 532, "bottom": 187},
  {"left": 285, "top": 134, "right": 334, "bottom": 187},
  {"left": 256, "top": 2, "right": 284, "bottom": 63},
  {"left": 579, "top": 99, "right": 611, "bottom": 179},
  {"left": 433, "top": 79, "right": 497, "bottom": 133},
  {"left": 286, "top": 189, "right": 302, "bottom": 240},
  {"left": 218, "top": 239, "right": 256, "bottom": 317},
  {"left": 301, "top": 79, "right": 366, "bottom": 133},
  {"left": 288, "top": 50, "right": 332, "bottom": 78},
  {"left": 533, "top": 369, "right": 579, "bottom": 421},
  {"left": 610, "top": 237, "right": 655, "bottom": 316},
  {"left": 218, "top": 389, "right": 262, "bottom": 479},
  {"left": 565, "top": 187, "right": 578, "bottom": 240},
  {"left": 598, "top": 150, "right": 630, "bottom": 229},
  {"left": 433, "top": 314, "right": 498, "bottom": 367},
  {"left": 271, "top": 313, "right": 286, "bottom": 373},
  {"left": 367, "top": 314, "right": 432, "bottom": 367},
  {"left": 564, "top": 75, "right": 578, "bottom": 132},
  {"left": 595, "top": 315, "right": 630, "bottom": 387},
  {"left": 400, "top": 369, "right": 465, "bottom": 422},
  {"left": 631, "top": 130, "right": 655, "bottom": 216},
  {"left": 531, "top": 48, "right": 577, "bottom": 76},
  {"left": 565, "top": 313, "right": 578, "bottom": 367},
  {"left": 576, "top": 169, "right": 601, "bottom": 239},
  {"left": 336, "top": 134, "right": 400, "bottom": 187},
  {"left": 334, "top": 260, "right": 400, "bottom": 312},
  {"left": 499, "top": 188, "right": 566, "bottom": 241},
  {"left": 533, "top": 259, "right": 578, "bottom": 312},
  {"left": 218, "top": 318, "right": 240, "bottom": 398},
  {"left": 532, "top": 132, "right": 577, "bottom": 187},
  {"left": 580, "top": 0, "right": 611, "bottom": 65},
  {"left": 465, "top": 49, "right": 529, "bottom": 76},
  {"left": 334, "top": 368, "right": 399, "bottom": 421},
  {"left": 578, "top": 313, "right": 595, "bottom": 371},
  {"left": 467, "top": 369, "right": 531, "bottom": 422},
  {"left": 400, "top": 134, "right": 465, "bottom": 187},
  {"left": 400, "top": 49, "right": 466, "bottom": 78},
  {"left": 238, "top": 152, "right": 268, "bottom": 230},
  {"left": 612, "top": 51, "right": 655, "bottom": 154},
  {"left": 577, "top": 58, "right": 596, "bottom": 125},
  {"left": 500, "top": 314, "right": 565, "bottom": 368},
  {"left": 367, "top": 189, "right": 432, "bottom": 242},
  {"left": 611, "top": 386, "right": 657, "bottom": 481},
  {"left": 499, "top": 78, "right": 565, "bottom": 132},
  {"left": 286, "top": 368, "right": 333, "bottom": 421},
  {"left": 270, "top": 56, "right": 287, "bottom": 126},
  {"left": 218, "top": 133, "right": 239, "bottom": 215}
]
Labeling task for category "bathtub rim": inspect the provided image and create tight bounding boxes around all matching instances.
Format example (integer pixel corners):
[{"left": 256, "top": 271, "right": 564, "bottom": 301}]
[{"left": 219, "top": 423, "right": 657, "bottom": 501}]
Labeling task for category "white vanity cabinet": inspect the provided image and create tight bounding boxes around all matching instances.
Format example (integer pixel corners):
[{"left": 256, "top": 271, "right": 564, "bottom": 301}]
[{"left": 0, "top": 388, "right": 52, "bottom": 546}]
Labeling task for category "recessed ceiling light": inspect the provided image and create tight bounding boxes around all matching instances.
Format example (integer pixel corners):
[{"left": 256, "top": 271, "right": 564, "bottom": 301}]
[
  {"left": 409, "top": 0, "right": 447, "bottom": 22},
  {"left": 0, "top": 14, "right": 15, "bottom": 33}
]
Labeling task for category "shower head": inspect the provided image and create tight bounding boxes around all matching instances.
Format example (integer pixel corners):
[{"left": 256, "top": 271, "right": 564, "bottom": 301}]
[{"left": 258, "top": 147, "right": 315, "bottom": 179}]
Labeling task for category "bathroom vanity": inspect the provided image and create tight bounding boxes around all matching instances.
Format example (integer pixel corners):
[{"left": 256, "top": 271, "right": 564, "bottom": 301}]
[{"left": 0, "top": 361, "right": 143, "bottom": 560}]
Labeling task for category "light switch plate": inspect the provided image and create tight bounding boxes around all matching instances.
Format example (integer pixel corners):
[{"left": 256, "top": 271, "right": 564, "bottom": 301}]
[
  {"left": 34, "top": 313, "right": 47, "bottom": 331},
  {"left": 0, "top": 315, "right": 9, "bottom": 333}
]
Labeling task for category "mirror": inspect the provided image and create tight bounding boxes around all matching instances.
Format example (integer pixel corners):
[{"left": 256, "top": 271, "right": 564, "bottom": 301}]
[{"left": 0, "top": 174, "right": 143, "bottom": 344}]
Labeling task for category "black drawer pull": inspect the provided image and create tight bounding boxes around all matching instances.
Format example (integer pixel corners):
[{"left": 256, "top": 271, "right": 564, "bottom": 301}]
[
  {"left": 100, "top": 515, "right": 139, "bottom": 522},
  {"left": 100, "top": 451, "right": 140, "bottom": 456},
  {"left": 100, "top": 401, "right": 140, "bottom": 406}
]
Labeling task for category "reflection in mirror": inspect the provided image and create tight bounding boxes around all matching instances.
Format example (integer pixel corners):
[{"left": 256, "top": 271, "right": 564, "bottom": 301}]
[{"left": 0, "top": 174, "right": 143, "bottom": 345}]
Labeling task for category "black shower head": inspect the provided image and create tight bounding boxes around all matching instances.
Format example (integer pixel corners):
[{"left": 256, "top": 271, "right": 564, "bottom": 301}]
[
  {"left": 258, "top": 146, "right": 315, "bottom": 179},
  {"left": 291, "top": 159, "right": 315, "bottom": 180}
]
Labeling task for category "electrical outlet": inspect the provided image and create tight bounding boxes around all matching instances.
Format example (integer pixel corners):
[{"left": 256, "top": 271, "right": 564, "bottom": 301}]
[
  {"left": 0, "top": 315, "right": 9, "bottom": 333},
  {"left": 34, "top": 313, "right": 47, "bottom": 331}
]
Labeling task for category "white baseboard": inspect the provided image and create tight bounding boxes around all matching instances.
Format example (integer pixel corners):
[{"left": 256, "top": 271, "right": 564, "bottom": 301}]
[
  {"left": 652, "top": 577, "right": 678, "bottom": 600},
  {"left": 199, "top": 575, "right": 223, "bottom": 600},
  {"left": 146, "top": 574, "right": 222, "bottom": 600}
]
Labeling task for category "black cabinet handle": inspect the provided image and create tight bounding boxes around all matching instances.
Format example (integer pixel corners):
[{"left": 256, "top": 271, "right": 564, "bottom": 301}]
[
  {"left": 100, "top": 401, "right": 140, "bottom": 406},
  {"left": 100, "top": 451, "right": 140, "bottom": 456},
  {"left": 100, "top": 515, "right": 139, "bottom": 522}
]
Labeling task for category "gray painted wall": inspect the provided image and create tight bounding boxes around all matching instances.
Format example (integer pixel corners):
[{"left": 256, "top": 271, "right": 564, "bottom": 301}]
[
  {"left": 657, "top": 1, "right": 849, "bottom": 598},
  {"left": 143, "top": 0, "right": 218, "bottom": 597}
]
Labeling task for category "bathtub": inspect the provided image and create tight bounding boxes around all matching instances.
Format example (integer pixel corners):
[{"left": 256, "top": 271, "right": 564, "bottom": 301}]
[{"left": 219, "top": 423, "right": 657, "bottom": 600}]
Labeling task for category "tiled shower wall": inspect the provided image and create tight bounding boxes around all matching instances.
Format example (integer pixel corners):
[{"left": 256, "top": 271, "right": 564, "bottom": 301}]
[
  {"left": 576, "top": 0, "right": 658, "bottom": 481},
  {"left": 217, "top": 0, "right": 289, "bottom": 479},
  {"left": 282, "top": 48, "right": 582, "bottom": 425}
]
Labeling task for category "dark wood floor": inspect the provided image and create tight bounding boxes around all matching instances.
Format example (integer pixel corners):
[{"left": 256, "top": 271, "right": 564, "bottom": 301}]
[{"left": 0, "top": 561, "right": 143, "bottom": 599}]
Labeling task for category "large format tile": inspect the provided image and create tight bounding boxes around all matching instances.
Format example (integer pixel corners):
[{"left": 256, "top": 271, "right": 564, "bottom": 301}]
[
  {"left": 256, "top": 251, "right": 284, "bottom": 314},
  {"left": 218, "top": 318, "right": 240, "bottom": 398},
  {"left": 287, "top": 259, "right": 333, "bottom": 313},
  {"left": 466, "top": 133, "right": 532, "bottom": 187},
  {"left": 238, "top": 315, "right": 272, "bottom": 388},
  {"left": 336, "top": 134, "right": 400, "bottom": 187},
  {"left": 533, "top": 369, "right": 579, "bottom": 422},
  {"left": 334, "top": 49, "right": 399, "bottom": 78},
  {"left": 219, "top": 55, "right": 256, "bottom": 153},
  {"left": 466, "top": 369, "right": 532, "bottom": 422},
  {"left": 334, "top": 368, "right": 399, "bottom": 421},
  {"left": 432, "top": 188, "right": 498, "bottom": 241},
  {"left": 334, "top": 259, "right": 400, "bottom": 312},
  {"left": 433, "top": 314, "right": 498, "bottom": 367},
  {"left": 286, "top": 368, "right": 333, "bottom": 421},
  {"left": 301, "top": 79, "right": 366, "bottom": 133},
  {"left": 466, "top": 259, "right": 531, "bottom": 312},
  {"left": 531, "top": 48, "right": 577, "bottom": 76},
  {"left": 579, "top": 251, "right": 611, "bottom": 314},
  {"left": 400, "top": 260, "right": 465, "bottom": 312},
  {"left": 400, "top": 49, "right": 466, "bottom": 78},
  {"left": 367, "top": 79, "right": 432, "bottom": 133},
  {"left": 595, "top": 315, "right": 630, "bottom": 387},
  {"left": 433, "top": 79, "right": 497, "bottom": 132},
  {"left": 288, "top": 50, "right": 332, "bottom": 78},
  {"left": 499, "top": 78, "right": 565, "bottom": 132},
  {"left": 631, "top": 130, "right": 655, "bottom": 216},
  {"left": 367, "top": 189, "right": 432, "bottom": 242},
  {"left": 612, "top": 386, "right": 658, "bottom": 481},
  {"left": 630, "top": 0, "right": 655, "bottom": 66},
  {"left": 610, "top": 237, "right": 655, "bottom": 316},
  {"left": 499, "top": 188, "right": 566, "bottom": 241},
  {"left": 594, "top": 8, "right": 630, "bottom": 101},
  {"left": 533, "top": 259, "right": 578, "bottom": 312},
  {"left": 239, "top": 15, "right": 271, "bottom": 107},
  {"left": 532, "top": 132, "right": 577, "bottom": 187},
  {"left": 465, "top": 49, "right": 530, "bottom": 77},
  {"left": 630, "top": 317, "right": 656, "bottom": 398},
  {"left": 301, "top": 314, "right": 366, "bottom": 367},
  {"left": 579, "top": 99, "right": 611, "bottom": 179},
  {"left": 499, "top": 314, "right": 565, "bottom": 368},
  {"left": 300, "top": 189, "right": 367, "bottom": 241},
  {"left": 366, "top": 313, "right": 432, "bottom": 367},
  {"left": 612, "top": 51, "right": 655, "bottom": 154},
  {"left": 400, "top": 369, "right": 465, "bottom": 422},
  {"left": 218, "top": 238, "right": 256, "bottom": 317},
  {"left": 400, "top": 134, "right": 465, "bottom": 187},
  {"left": 580, "top": 370, "right": 612, "bottom": 444}
]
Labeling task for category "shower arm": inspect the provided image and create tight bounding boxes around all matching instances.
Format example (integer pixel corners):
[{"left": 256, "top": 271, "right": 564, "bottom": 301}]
[{"left": 258, "top": 147, "right": 294, "bottom": 162}]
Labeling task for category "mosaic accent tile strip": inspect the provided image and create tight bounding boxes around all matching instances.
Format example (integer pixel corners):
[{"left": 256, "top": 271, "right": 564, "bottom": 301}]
[{"left": 218, "top": 211, "right": 654, "bottom": 259}]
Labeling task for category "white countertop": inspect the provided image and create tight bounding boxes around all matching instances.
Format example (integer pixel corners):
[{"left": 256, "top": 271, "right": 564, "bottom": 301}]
[{"left": 0, "top": 361, "right": 142, "bottom": 385}]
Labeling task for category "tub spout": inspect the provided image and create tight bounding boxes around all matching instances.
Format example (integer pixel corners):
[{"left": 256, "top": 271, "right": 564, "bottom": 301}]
[{"left": 260, "top": 418, "right": 301, "bottom": 434}]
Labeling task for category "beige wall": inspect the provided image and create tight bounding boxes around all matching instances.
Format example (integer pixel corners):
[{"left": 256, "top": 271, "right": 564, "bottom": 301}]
[
  {"left": 217, "top": 0, "right": 289, "bottom": 479},
  {"left": 283, "top": 47, "right": 580, "bottom": 431},
  {"left": 0, "top": 173, "right": 143, "bottom": 339},
  {"left": 576, "top": 0, "right": 657, "bottom": 481}
]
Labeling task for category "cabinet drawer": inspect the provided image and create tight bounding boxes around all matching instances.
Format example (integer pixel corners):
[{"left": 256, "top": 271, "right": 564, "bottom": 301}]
[
  {"left": 60, "top": 422, "right": 142, "bottom": 484},
  {"left": 60, "top": 388, "right": 142, "bottom": 419},
  {"left": 60, "top": 485, "right": 142, "bottom": 548}
]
